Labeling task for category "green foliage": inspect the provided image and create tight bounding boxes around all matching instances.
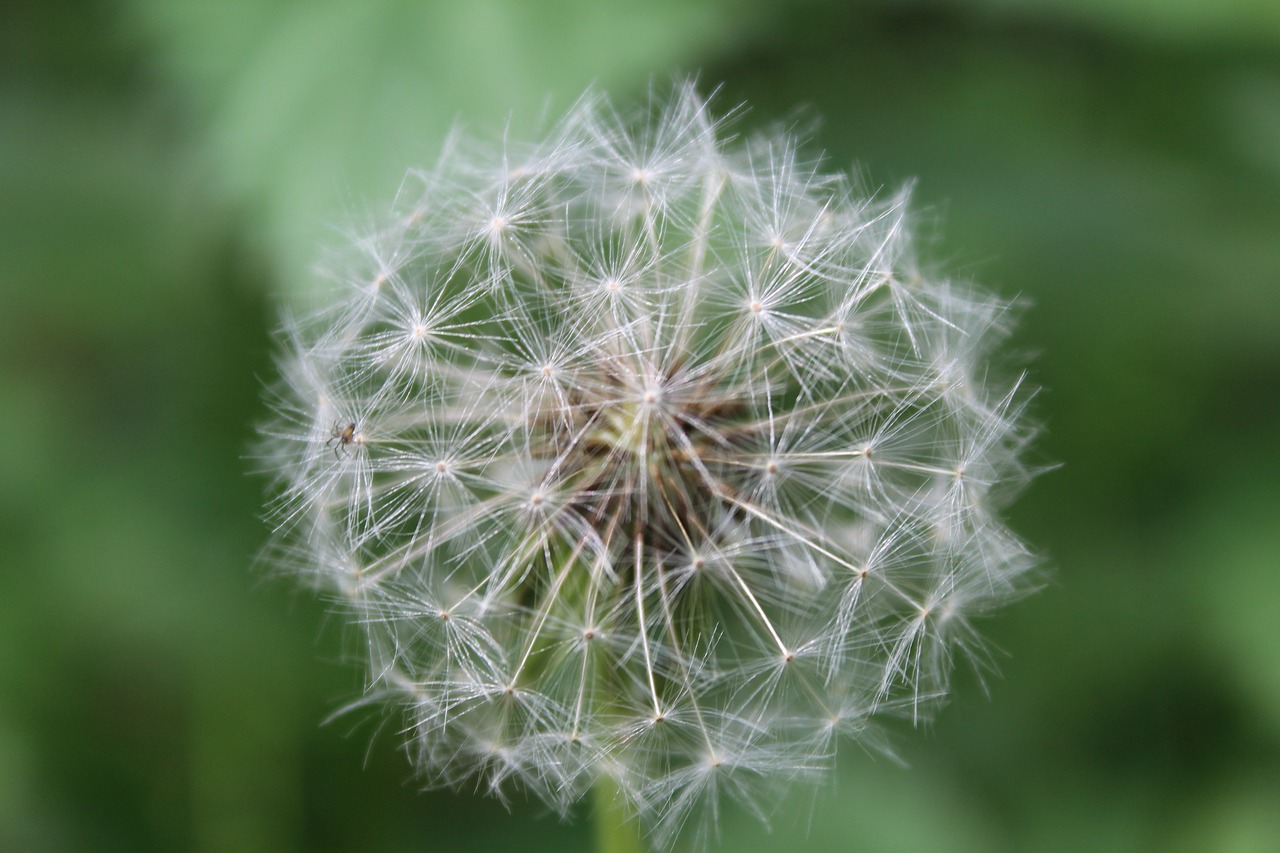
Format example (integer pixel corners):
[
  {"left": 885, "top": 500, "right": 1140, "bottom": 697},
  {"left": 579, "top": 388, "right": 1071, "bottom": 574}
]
[
  {"left": 3, "top": 1, "right": 1278, "bottom": 851},
  {"left": 119, "top": 0, "right": 784, "bottom": 294}
]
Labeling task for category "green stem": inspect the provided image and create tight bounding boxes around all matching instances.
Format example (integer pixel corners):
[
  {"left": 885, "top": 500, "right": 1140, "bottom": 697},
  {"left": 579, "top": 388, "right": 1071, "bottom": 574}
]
[{"left": 593, "top": 776, "right": 645, "bottom": 853}]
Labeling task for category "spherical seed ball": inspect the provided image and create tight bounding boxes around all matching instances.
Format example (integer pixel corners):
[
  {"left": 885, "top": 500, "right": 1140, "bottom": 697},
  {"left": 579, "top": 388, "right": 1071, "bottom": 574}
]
[{"left": 260, "top": 83, "right": 1039, "bottom": 847}]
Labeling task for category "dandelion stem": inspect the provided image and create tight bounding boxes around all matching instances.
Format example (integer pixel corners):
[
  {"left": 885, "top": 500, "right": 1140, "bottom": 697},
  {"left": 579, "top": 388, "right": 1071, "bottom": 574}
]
[{"left": 593, "top": 776, "right": 645, "bottom": 853}]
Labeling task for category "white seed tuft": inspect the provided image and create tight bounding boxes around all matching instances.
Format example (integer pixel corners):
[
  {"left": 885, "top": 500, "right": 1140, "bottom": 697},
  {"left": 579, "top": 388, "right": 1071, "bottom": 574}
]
[{"left": 259, "top": 83, "right": 1039, "bottom": 849}]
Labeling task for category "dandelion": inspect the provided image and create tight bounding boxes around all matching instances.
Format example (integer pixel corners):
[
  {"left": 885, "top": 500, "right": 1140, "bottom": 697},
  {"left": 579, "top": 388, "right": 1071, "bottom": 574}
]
[{"left": 259, "top": 83, "right": 1039, "bottom": 850}]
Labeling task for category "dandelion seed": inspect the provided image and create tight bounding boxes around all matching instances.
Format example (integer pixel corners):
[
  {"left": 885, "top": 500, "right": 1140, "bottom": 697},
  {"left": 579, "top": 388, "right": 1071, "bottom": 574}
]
[{"left": 259, "top": 83, "right": 1040, "bottom": 849}]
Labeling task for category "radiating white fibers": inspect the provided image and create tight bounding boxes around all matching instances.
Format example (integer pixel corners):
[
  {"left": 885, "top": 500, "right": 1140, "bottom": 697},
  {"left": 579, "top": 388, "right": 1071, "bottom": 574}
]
[{"left": 258, "top": 84, "right": 1040, "bottom": 848}]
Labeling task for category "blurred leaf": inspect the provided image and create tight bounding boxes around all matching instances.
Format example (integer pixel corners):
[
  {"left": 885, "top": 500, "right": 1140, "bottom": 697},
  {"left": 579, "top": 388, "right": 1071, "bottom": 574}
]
[{"left": 119, "top": 0, "right": 792, "bottom": 293}]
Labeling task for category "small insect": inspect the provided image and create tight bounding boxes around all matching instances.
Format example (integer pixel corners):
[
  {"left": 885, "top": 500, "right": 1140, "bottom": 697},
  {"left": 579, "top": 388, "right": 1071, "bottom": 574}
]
[{"left": 327, "top": 421, "right": 357, "bottom": 459}]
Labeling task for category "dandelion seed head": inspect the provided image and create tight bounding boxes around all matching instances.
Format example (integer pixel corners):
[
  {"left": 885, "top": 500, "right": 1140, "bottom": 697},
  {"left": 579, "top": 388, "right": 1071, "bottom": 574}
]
[{"left": 259, "top": 83, "right": 1040, "bottom": 848}]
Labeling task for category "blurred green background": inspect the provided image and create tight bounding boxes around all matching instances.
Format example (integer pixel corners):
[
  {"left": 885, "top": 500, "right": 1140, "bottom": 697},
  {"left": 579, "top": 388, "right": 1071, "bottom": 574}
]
[{"left": 3, "top": 1, "right": 1278, "bottom": 851}]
